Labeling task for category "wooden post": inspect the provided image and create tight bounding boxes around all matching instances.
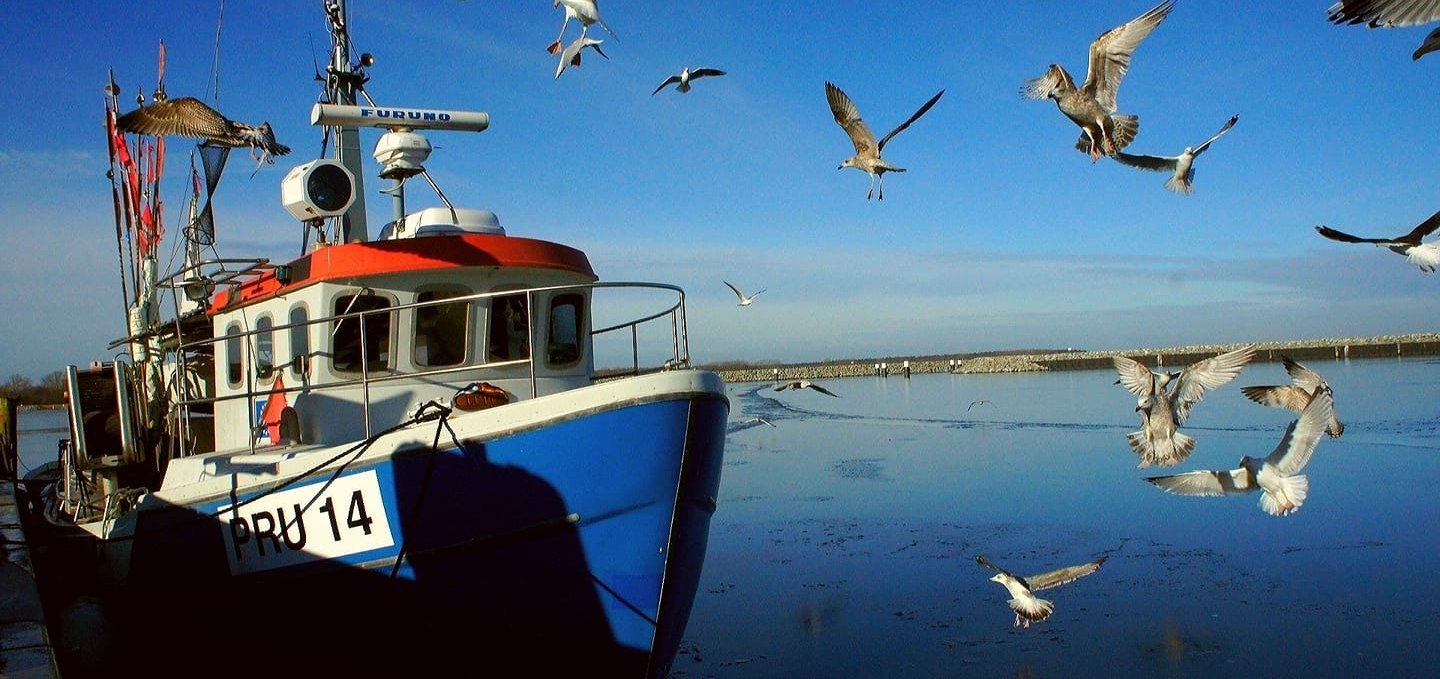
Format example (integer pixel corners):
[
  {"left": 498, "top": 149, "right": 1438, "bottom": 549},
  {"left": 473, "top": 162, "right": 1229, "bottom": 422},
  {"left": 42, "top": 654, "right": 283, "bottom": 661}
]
[{"left": 1, "top": 397, "right": 16, "bottom": 479}]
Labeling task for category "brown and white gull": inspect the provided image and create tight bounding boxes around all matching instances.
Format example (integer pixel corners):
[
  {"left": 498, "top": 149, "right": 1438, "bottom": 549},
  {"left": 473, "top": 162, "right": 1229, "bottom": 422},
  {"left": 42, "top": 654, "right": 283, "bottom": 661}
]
[
  {"left": 724, "top": 280, "right": 765, "bottom": 306},
  {"left": 1113, "top": 345, "right": 1256, "bottom": 468},
  {"left": 653, "top": 67, "right": 726, "bottom": 95},
  {"left": 115, "top": 96, "right": 291, "bottom": 164},
  {"left": 1022, "top": 0, "right": 1176, "bottom": 162},
  {"left": 1146, "top": 389, "right": 1335, "bottom": 517},
  {"left": 1314, "top": 208, "right": 1440, "bottom": 273},
  {"left": 974, "top": 554, "right": 1108, "bottom": 628},
  {"left": 1112, "top": 114, "right": 1238, "bottom": 194},
  {"left": 825, "top": 81, "right": 945, "bottom": 200},
  {"left": 547, "top": 0, "right": 619, "bottom": 55},
  {"left": 1241, "top": 356, "right": 1344, "bottom": 438},
  {"left": 775, "top": 380, "right": 840, "bottom": 397},
  {"left": 554, "top": 35, "right": 609, "bottom": 79},
  {"left": 1326, "top": 0, "right": 1440, "bottom": 60}
]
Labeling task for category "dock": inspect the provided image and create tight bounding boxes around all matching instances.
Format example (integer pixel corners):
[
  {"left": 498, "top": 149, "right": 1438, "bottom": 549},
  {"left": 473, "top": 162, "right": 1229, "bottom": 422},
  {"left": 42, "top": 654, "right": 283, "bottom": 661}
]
[{"left": 1, "top": 477, "right": 58, "bottom": 678}]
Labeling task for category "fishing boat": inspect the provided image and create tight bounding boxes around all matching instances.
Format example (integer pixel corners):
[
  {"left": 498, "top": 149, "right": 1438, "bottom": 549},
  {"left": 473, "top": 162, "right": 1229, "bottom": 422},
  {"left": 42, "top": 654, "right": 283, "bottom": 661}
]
[{"left": 15, "top": 2, "right": 727, "bottom": 676}]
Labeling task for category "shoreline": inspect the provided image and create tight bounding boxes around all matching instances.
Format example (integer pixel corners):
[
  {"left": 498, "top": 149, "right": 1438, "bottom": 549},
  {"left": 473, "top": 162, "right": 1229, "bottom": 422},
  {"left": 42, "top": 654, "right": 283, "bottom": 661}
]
[{"left": 709, "top": 332, "right": 1440, "bottom": 383}]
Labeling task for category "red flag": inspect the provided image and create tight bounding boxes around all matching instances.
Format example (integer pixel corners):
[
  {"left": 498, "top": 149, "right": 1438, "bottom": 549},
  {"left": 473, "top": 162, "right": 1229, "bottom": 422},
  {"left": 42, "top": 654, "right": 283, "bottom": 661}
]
[{"left": 258, "top": 374, "right": 288, "bottom": 444}]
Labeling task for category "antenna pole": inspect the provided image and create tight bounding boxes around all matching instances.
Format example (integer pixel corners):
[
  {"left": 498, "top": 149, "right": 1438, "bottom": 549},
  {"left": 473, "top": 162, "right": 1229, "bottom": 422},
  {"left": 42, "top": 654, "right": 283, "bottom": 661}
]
[{"left": 327, "top": 0, "right": 368, "bottom": 243}]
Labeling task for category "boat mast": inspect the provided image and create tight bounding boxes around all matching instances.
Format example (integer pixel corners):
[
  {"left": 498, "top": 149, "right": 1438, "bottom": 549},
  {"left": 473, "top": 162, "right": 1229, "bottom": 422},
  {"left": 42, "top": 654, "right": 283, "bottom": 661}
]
[{"left": 326, "top": 0, "right": 368, "bottom": 243}]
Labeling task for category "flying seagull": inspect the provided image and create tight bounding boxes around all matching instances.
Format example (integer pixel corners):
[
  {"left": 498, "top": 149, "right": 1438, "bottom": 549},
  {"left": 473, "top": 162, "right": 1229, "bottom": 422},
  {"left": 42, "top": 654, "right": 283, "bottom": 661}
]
[
  {"left": 740, "top": 417, "right": 777, "bottom": 428},
  {"left": 825, "top": 81, "right": 945, "bottom": 200},
  {"left": 775, "top": 380, "right": 840, "bottom": 397},
  {"left": 724, "top": 281, "right": 765, "bottom": 306},
  {"left": 1326, "top": 0, "right": 1440, "bottom": 60},
  {"left": 1022, "top": 0, "right": 1175, "bottom": 162},
  {"left": 967, "top": 400, "right": 993, "bottom": 411},
  {"left": 1241, "top": 356, "right": 1344, "bottom": 438},
  {"left": 548, "top": 0, "right": 619, "bottom": 55},
  {"left": 1145, "top": 389, "right": 1335, "bottom": 517},
  {"left": 554, "top": 35, "right": 609, "bottom": 79},
  {"left": 974, "top": 554, "right": 1108, "bottom": 628},
  {"left": 115, "top": 96, "right": 291, "bottom": 164},
  {"left": 1314, "top": 208, "right": 1440, "bottom": 273},
  {"left": 653, "top": 67, "right": 726, "bottom": 95},
  {"left": 1113, "top": 345, "right": 1256, "bottom": 467},
  {"left": 1112, "top": 114, "right": 1238, "bottom": 195}
]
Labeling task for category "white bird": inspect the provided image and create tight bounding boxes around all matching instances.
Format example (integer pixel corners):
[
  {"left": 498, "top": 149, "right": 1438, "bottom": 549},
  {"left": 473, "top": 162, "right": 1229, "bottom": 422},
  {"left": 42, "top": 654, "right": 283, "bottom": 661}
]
[
  {"left": 115, "top": 96, "right": 290, "bottom": 165},
  {"left": 1326, "top": 0, "right": 1440, "bottom": 60},
  {"left": 1145, "top": 389, "right": 1335, "bottom": 517},
  {"left": 547, "top": 0, "right": 619, "bottom": 55},
  {"left": 1113, "top": 345, "right": 1256, "bottom": 468},
  {"left": 974, "top": 554, "right": 1108, "bottom": 628},
  {"left": 740, "top": 417, "right": 776, "bottom": 428},
  {"left": 653, "top": 67, "right": 726, "bottom": 95},
  {"left": 825, "top": 81, "right": 945, "bottom": 200},
  {"left": 554, "top": 35, "right": 609, "bottom": 79},
  {"left": 724, "top": 281, "right": 765, "bottom": 307},
  {"left": 774, "top": 380, "right": 840, "bottom": 397},
  {"left": 1112, "top": 114, "right": 1238, "bottom": 194},
  {"left": 967, "top": 400, "right": 993, "bottom": 411},
  {"left": 1241, "top": 356, "right": 1344, "bottom": 438},
  {"left": 1022, "top": 0, "right": 1175, "bottom": 162},
  {"left": 1314, "top": 208, "right": 1440, "bottom": 274}
]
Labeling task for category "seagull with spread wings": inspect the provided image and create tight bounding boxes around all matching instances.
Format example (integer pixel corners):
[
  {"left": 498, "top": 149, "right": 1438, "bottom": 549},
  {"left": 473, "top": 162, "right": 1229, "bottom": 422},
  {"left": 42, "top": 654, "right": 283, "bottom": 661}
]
[
  {"left": 1146, "top": 389, "right": 1335, "bottom": 517},
  {"left": 1314, "top": 208, "right": 1440, "bottom": 273},
  {"left": 1112, "top": 114, "right": 1238, "bottom": 194},
  {"left": 1241, "top": 356, "right": 1344, "bottom": 438},
  {"left": 116, "top": 96, "right": 291, "bottom": 165},
  {"left": 724, "top": 281, "right": 765, "bottom": 307},
  {"left": 547, "top": 0, "right": 619, "bottom": 55},
  {"left": 975, "top": 554, "right": 1108, "bottom": 628},
  {"left": 1114, "top": 345, "right": 1256, "bottom": 468},
  {"left": 1326, "top": 0, "right": 1440, "bottom": 60},
  {"left": 554, "top": 35, "right": 609, "bottom": 79},
  {"left": 825, "top": 81, "right": 944, "bottom": 200},
  {"left": 775, "top": 380, "right": 840, "bottom": 397},
  {"left": 653, "top": 67, "right": 726, "bottom": 95},
  {"left": 1022, "top": 0, "right": 1176, "bottom": 162}
]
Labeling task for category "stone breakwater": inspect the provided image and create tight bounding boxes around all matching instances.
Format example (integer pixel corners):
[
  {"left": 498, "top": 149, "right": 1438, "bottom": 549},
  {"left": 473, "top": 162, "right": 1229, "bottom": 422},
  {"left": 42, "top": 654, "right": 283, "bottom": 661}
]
[{"left": 714, "top": 333, "right": 1440, "bottom": 383}]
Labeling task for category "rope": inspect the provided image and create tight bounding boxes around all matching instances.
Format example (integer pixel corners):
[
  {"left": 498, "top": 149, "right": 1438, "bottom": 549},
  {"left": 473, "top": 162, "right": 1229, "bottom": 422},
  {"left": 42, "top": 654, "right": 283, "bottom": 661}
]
[{"left": 206, "top": 0, "right": 226, "bottom": 103}]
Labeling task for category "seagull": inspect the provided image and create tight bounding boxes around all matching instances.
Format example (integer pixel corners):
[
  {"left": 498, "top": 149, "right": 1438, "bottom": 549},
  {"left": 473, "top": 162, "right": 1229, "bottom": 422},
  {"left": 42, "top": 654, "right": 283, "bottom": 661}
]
[
  {"left": 967, "top": 400, "right": 993, "bottom": 411},
  {"left": 724, "top": 281, "right": 765, "bottom": 306},
  {"left": 740, "top": 417, "right": 777, "bottom": 428},
  {"left": 1314, "top": 208, "right": 1440, "bottom": 274},
  {"left": 1021, "top": 0, "right": 1175, "bottom": 162},
  {"left": 653, "top": 67, "right": 726, "bottom": 95},
  {"left": 1112, "top": 114, "right": 1238, "bottom": 195},
  {"left": 1113, "top": 345, "right": 1256, "bottom": 467},
  {"left": 775, "top": 380, "right": 840, "bottom": 397},
  {"left": 115, "top": 96, "right": 291, "bottom": 165},
  {"left": 1145, "top": 389, "right": 1335, "bottom": 517},
  {"left": 1241, "top": 356, "right": 1344, "bottom": 438},
  {"left": 1326, "top": 0, "right": 1440, "bottom": 60},
  {"left": 825, "top": 81, "right": 945, "bottom": 200},
  {"left": 974, "top": 554, "right": 1108, "bottom": 628},
  {"left": 547, "top": 0, "right": 619, "bottom": 55},
  {"left": 554, "top": 35, "right": 609, "bottom": 79}
]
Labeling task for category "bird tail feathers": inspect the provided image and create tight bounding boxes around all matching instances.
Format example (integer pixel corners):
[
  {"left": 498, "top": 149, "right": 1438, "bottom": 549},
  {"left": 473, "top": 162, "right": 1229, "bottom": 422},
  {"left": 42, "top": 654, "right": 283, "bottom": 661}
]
[
  {"left": 1164, "top": 169, "right": 1195, "bottom": 195},
  {"left": 1009, "top": 596, "right": 1055, "bottom": 624},
  {"left": 1259, "top": 474, "right": 1308, "bottom": 516}
]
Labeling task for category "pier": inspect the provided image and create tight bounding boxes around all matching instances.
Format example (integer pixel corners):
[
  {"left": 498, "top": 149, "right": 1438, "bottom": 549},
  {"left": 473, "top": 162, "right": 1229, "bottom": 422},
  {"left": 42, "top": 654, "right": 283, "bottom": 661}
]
[{"left": 1, "top": 478, "right": 58, "bottom": 678}]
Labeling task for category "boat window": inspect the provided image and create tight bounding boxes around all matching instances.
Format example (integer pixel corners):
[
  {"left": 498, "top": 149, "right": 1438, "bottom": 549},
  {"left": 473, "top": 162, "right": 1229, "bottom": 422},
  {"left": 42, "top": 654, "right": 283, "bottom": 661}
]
[
  {"left": 415, "top": 289, "right": 469, "bottom": 368},
  {"left": 255, "top": 315, "right": 274, "bottom": 378},
  {"left": 547, "top": 293, "right": 584, "bottom": 366},
  {"left": 289, "top": 305, "right": 310, "bottom": 377},
  {"left": 225, "top": 322, "right": 243, "bottom": 386},
  {"left": 332, "top": 295, "right": 393, "bottom": 374},
  {"left": 488, "top": 293, "right": 530, "bottom": 362}
]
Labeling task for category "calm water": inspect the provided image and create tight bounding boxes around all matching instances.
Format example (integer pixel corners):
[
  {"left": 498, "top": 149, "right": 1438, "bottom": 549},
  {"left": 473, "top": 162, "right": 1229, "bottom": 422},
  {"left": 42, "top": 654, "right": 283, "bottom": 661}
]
[{"left": 14, "top": 357, "right": 1440, "bottom": 677}]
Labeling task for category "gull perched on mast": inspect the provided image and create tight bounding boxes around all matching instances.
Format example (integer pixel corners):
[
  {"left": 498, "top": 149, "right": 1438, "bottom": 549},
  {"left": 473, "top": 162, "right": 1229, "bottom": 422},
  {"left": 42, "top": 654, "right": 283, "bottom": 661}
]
[
  {"left": 1314, "top": 207, "right": 1440, "bottom": 273},
  {"left": 1112, "top": 114, "right": 1238, "bottom": 194},
  {"left": 547, "top": 0, "right": 619, "bottom": 55},
  {"left": 1326, "top": 0, "right": 1440, "bottom": 60},
  {"left": 1022, "top": 0, "right": 1176, "bottom": 162},
  {"left": 825, "top": 81, "right": 944, "bottom": 201},
  {"left": 115, "top": 96, "right": 291, "bottom": 165}
]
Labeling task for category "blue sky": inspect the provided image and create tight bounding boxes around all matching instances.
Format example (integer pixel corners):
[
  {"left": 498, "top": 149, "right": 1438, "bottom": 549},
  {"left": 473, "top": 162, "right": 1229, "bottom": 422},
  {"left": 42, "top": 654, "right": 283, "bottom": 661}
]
[{"left": 2, "top": 1, "right": 1438, "bottom": 379}]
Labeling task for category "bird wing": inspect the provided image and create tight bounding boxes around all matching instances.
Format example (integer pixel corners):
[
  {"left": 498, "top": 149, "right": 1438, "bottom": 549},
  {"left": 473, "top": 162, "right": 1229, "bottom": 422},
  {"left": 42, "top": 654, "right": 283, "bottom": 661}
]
[
  {"left": 825, "top": 81, "right": 879, "bottom": 158},
  {"left": 1190, "top": 114, "right": 1239, "bottom": 157},
  {"left": 808, "top": 384, "right": 840, "bottom": 397},
  {"left": 724, "top": 280, "right": 746, "bottom": 301},
  {"left": 774, "top": 381, "right": 797, "bottom": 391},
  {"left": 1111, "top": 151, "right": 1179, "bottom": 172},
  {"left": 876, "top": 89, "right": 945, "bottom": 152},
  {"left": 1146, "top": 467, "right": 1256, "bottom": 496},
  {"left": 974, "top": 555, "right": 1019, "bottom": 580},
  {"left": 1112, "top": 356, "right": 1157, "bottom": 397},
  {"left": 1082, "top": 0, "right": 1176, "bottom": 112},
  {"left": 1326, "top": 0, "right": 1440, "bottom": 26},
  {"left": 115, "top": 97, "right": 232, "bottom": 140},
  {"left": 1025, "top": 556, "right": 1107, "bottom": 592},
  {"left": 1314, "top": 224, "right": 1390, "bottom": 245},
  {"left": 1280, "top": 356, "right": 1327, "bottom": 393},
  {"left": 653, "top": 74, "right": 682, "bottom": 95},
  {"left": 1240, "top": 385, "right": 1312, "bottom": 414},
  {"left": 1172, "top": 345, "right": 1256, "bottom": 422},
  {"left": 1397, "top": 207, "right": 1440, "bottom": 243},
  {"left": 1020, "top": 65, "right": 1072, "bottom": 101},
  {"left": 1266, "top": 389, "right": 1334, "bottom": 476},
  {"left": 691, "top": 68, "right": 726, "bottom": 79}
]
